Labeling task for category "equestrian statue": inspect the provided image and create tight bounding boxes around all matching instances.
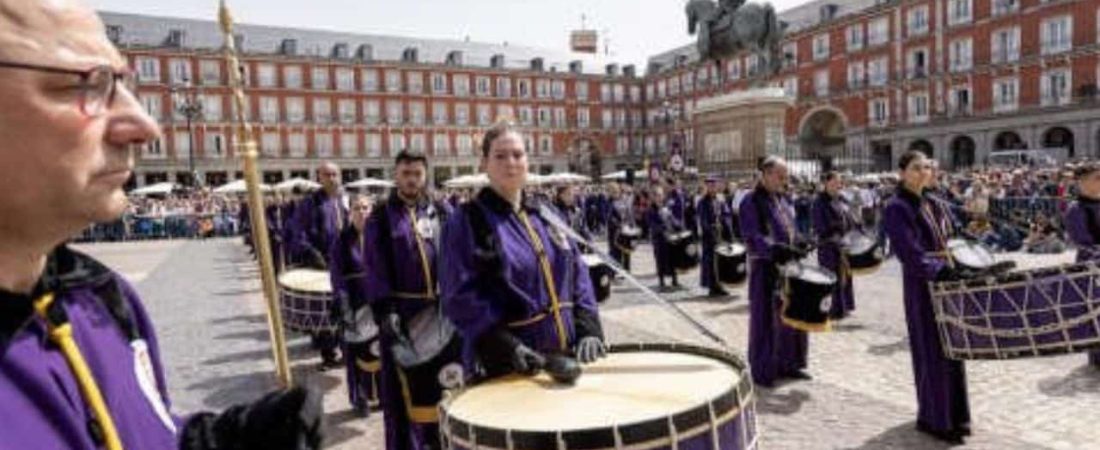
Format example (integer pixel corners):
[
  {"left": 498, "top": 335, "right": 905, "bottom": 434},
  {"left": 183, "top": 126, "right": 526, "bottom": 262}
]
[{"left": 686, "top": 0, "right": 786, "bottom": 76}]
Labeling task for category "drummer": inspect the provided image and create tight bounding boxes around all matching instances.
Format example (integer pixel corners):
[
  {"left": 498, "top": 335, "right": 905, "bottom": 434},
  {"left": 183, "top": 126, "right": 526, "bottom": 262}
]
[
  {"left": 552, "top": 184, "right": 592, "bottom": 243},
  {"left": 440, "top": 121, "right": 607, "bottom": 380},
  {"left": 363, "top": 150, "right": 455, "bottom": 450},
  {"left": 647, "top": 186, "right": 683, "bottom": 291},
  {"left": 883, "top": 150, "right": 971, "bottom": 443},
  {"left": 811, "top": 171, "right": 855, "bottom": 319},
  {"left": 1062, "top": 161, "right": 1100, "bottom": 368},
  {"left": 328, "top": 194, "right": 382, "bottom": 417},
  {"left": 697, "top": 176, "right": 730, "bottom": 297},
  {"left": 738, "top": 157, "right": 813, "bottom": 387},
  {"left": 289, "top": 161, "right": 348, "bottom": 369},
  {"left": 607, "top": 183, "right": 635, "bottom": 272}
]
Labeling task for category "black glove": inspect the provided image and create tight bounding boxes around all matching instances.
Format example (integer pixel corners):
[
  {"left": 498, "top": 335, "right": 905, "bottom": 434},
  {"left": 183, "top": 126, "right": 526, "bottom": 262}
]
[
  {"left": 474, "top": 328, "right": 546, "bottom": 377},
  {"left": 307, "top": 249, "right": 327, "bottom": 270},
  {"left": 179, "top": 385, "right": 324, "bottom": 450},
  {"left": 773, "top": 245, "right": 806, "bottom": 264},
  {"left": 794, "top": 240, "right": 815, "bottom": 255},
  {"left": 574, "top": 336, "right": 607, "bottom": 364}
]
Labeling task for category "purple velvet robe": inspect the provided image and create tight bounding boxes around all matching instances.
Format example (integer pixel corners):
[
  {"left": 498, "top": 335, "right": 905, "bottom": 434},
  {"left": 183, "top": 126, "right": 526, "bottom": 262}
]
[
  {"left": 738, "top": 185, "right": 809, "bottom": 386},
  {"left": 812, "top": 192, "right": 855, "bottom": 318},
  {"left": 883, "top": 187, "right": 971, "bottom": 433}
]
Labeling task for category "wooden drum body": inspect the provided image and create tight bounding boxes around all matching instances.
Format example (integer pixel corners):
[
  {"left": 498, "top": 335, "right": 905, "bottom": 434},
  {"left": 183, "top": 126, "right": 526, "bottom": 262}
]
[
  {"left": 931, "top": 261, "right": 1100, "bottom": 360},
  {"left": 440, "top": 343, "right": 758, "bottom": 450},
  {"left": 277, "top": 269, "right": 338, "bottom": 333}
]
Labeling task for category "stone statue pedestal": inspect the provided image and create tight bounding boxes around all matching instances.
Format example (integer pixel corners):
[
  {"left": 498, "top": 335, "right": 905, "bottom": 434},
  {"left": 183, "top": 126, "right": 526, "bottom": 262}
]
[{"left": 691, "top": 88, "right": 793, "bottom": 179}]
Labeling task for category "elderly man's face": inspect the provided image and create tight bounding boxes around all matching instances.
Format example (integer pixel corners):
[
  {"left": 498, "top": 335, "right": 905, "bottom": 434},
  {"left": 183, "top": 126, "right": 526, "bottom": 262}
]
[{"left": 0, "top": 0, "right": 159, "bottom": 233}]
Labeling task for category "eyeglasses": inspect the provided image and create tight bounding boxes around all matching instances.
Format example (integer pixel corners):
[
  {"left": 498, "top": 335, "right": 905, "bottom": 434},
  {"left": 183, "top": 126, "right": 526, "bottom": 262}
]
[{"left": 0, "top": 61, "right": 136, "bottom": 117}]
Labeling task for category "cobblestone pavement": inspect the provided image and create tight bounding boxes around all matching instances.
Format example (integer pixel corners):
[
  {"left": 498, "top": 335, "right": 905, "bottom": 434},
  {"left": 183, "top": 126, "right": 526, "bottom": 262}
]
[{"left": 76, "top": 238, "right": 1100, "bottom": 449}]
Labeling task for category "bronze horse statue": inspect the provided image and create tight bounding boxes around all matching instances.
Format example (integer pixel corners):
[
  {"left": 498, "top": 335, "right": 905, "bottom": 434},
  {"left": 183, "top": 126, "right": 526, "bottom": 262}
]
[{"left": 686, "top": 0, "right": 785, "bottom": 75}]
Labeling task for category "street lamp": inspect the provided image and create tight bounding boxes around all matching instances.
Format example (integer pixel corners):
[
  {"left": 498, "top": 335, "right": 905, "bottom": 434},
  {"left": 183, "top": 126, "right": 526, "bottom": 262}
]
[
  {"left": 659, "top": 100, "right": 685, "bottom": 174},
  {"left": 171, "top": 77, "right": 204, "bottom": 188}
]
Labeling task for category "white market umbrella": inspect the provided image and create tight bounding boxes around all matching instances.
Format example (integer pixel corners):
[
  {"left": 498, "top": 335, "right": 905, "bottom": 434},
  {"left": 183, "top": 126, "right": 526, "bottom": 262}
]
[
  {"left": 346, "top": 177, "right": 395, "bottom": 189},
  {"left": 544, "top": 172, "right": 591, "bottom": 184},
  {"left": 213, "top": 179, "right": 272, "bottom": 194},
  {"left": 275, "top": 177, "right": 321, "bottom": 191},
  {"left": 601, "top": 171, "right": 628, "bottom": 181},
  {"left": 442, "top": 173, "right": 547, "bottom": 189},
  {"left": 130, "top": 181, "right": 179, "bottom": 196}
]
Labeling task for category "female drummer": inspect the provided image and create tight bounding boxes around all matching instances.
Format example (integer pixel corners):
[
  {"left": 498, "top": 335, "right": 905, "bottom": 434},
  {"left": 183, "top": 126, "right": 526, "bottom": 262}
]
[
  {"left": 883, "top": 150, "right": 971, "bottom": 444},
  {"left": 1062, "top": 162, "right": 1100, "bottom": 368},
  {"left": 440, "top": 121, "right": 607, "bottom": 380},
  {"left": 812, "top": 171, "right": 856, "bottom": 319}
]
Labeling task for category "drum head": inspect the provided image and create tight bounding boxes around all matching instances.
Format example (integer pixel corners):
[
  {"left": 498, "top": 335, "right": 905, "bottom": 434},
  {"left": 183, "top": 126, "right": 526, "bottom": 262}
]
[
  {"left": 842, "top": 232, "right": 876, "bottom": 254},
  {"left": 620, "top": 225, "right": 641, "bottom": 237},
  {"left": 780, "top": 262, "right": 837, "bottom": 285},
  {"left": 443, "top": 350, "right": 739, "bottom": 432},
  {"left": 948, "top": 239, "right": 995, "bottom": 269},
  {"left": 278, "top": 269, "right": 332, "bottom": 293},
  {"left": 717, "top": 243, "right": 747, "bottom": 257}
]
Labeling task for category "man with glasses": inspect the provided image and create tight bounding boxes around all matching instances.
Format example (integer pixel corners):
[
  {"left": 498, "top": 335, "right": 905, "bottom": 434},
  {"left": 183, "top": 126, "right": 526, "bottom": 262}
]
[{"left": 0, "top": 1, "right": 322, "bottom": 449}]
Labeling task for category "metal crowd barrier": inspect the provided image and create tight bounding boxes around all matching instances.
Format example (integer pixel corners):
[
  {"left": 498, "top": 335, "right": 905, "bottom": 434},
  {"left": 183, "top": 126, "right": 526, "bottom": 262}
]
[{"left": 74, "top": 212, "right": 243, "bottom": 242}]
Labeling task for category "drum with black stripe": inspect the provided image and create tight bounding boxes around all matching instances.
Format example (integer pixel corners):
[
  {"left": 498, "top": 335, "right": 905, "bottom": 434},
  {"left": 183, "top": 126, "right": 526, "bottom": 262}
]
[{"left": 440, "top": 342, "right": 758, "bottom": 450}]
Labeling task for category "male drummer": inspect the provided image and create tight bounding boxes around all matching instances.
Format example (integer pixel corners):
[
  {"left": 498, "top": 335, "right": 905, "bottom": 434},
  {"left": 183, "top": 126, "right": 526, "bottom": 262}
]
[
  {"left": 552, "top": 184, "right": 592, "bottom": 243},
  {"left": 289, "top": 161, "right": 347, "bottom": 369},
  {"left": 607, "top": 183, "right": 635, "bottom": 272},
  {"left": 0, "top": 1, "right": 323, "bottom": 448},
  {"left": 884, "top": 151, "right": 971, "bottom": 443},
  {"left": 648, "top": 186, "right": 682, "bottom": 291},
  {"left": 329, "top": 194, "right": 382, "bottom": 416},
  {"left": 1063, "top": 162, "right": 1100, "bottom": 368},
  {"left": 738, "top": 157, "right": 812, "bottom": 387},
  {"left": 364, "top": 150, "right": 456, "bottom": 450},
  {"left": 812, "top": 171, "right": 855, "bottom": 319},
  {"left": 698, "top": 176, "right": 730, "bottom": 297}
]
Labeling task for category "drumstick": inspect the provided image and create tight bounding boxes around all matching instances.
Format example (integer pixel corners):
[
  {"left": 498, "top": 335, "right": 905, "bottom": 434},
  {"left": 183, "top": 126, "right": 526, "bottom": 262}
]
[{"left": 537, "top": 204, "right": 731, "bottom": 348}]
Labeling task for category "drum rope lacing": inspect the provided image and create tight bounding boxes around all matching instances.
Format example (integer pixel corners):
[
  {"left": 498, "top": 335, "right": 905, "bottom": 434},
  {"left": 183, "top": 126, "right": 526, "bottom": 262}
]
[{"left": 934, "top": 272, "right": 1100, "bottom": 338}]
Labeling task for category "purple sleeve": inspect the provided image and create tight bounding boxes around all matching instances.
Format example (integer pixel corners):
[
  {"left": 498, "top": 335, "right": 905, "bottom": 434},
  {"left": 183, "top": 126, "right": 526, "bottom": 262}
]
[
  {"left": 883, "top": 201, "right": 945, "bottom": 280},
  {"left": 439, "top": 208, "right": 501, "bottom": 343},
  {"left": 738, "top": 194, "right": 774, "bottom": 260},
  {"left": 328, "top": 231, "right": 349, "bottom": 304},
  {"left": 1064, "top": 206, "right": 1094, "bottom": 248},
  {"left": 114, "top": 276, "right": 183, "bottom": 428},
  {"left": 289, "top": 196, "right": 315, "bottom": 259},
  {"left": 362, "top": 211, "right": 392, "bottom": 306}
]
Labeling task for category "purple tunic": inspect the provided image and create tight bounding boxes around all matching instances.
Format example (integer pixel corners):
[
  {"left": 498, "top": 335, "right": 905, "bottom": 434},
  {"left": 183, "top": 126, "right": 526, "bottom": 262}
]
[
  {"left": 440, "top": 188, "right": 602, "bottom": 370},
  {"left": 1062, "top": 197, "right": 1100, "bottom": 366},
  {"left": 647, "top": 202, "right": 681, "bottom": 278},
  {"left": 329, "top": 225, "right": 383, "bottom": 413},
  {"left": 697, "top": 193, "right": 725, "bottom": 289},
  {"left": 738, "top": 186, "right": 809, "bottom": 386},
  {"left": 363, "top": 194, "right": 454, "bottom": 450},
  {"left": 289, "top": 190, "right": 347, "bottom": 267},
  {"left": 0, "top": 246, "right": 180, "bottom": 450},
  {"left": 883, "top": 187, "right": 971, "bottom": 433},
  {"left": 811, "top": 192, "right": 855, "bottom": 318}
]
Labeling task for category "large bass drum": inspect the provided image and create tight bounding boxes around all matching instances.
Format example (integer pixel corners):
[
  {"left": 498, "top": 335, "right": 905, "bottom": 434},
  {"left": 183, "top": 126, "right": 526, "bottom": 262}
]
[
  {"left": 277, "top": 269, "right": 338, "bottom": 333},
  {"left": 390, "top": 306, "right": 465, "bottom": 417},
  {"left": 441, "top": 343, "right": 758, "bottom": 450},
  {"left": 931, "top": 261, "right": 1100, "bottom": 360}
]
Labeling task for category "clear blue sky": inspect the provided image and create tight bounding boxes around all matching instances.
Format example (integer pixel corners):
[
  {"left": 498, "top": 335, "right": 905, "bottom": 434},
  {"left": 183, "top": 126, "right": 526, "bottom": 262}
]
[{"left": 88, "top": 0, "right": 811, "bottom": 67}]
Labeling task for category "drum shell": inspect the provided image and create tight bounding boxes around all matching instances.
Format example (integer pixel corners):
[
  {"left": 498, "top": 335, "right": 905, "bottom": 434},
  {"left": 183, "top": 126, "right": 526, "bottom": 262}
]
[
  {"left": 440, "top": 343, "right": 758, "bottom": 450},
  {"left": 395, "top": 335, "right": 464, "bottom": 411},
  {"left": 584, "top": 255, "right": 614, "bottom": 303},
  {"left": 716, "top": 243, "right": 747, "bottom": 286},
  {"left": 278, "top": 270, "right": 338, "bottom": 334},
  {"left": 615, "top": 226, "right": 641, "bottom": 252},
  {"left": 931, "top": 262, "right": 1100, "bottom": 360},
  {"left": 667, "top": 231, "right": 699, "bottom": 271},
  {"left": 842, "top": 232, "right": 883, "bottom": 272},
  {"left": 780, "top": 264, "right": 836, "bottom": 332}
]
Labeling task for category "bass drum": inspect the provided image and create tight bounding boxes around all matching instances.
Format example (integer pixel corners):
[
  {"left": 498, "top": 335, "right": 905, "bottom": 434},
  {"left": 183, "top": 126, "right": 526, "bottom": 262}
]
[
  {"left": 667, "top": 231, "right": 699, "bottom": 272},
  {"left": 716, "top": 242, "right": 748, "bottom": 286},
  {"left": 390, "top": 306, "right": 465, "bottom": 416},
  {"left": 615, "top": 225, "right": 643, "bottom": 252},
  {"left": 441, "top": 343, "right": 758, "bottom": 450}
]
